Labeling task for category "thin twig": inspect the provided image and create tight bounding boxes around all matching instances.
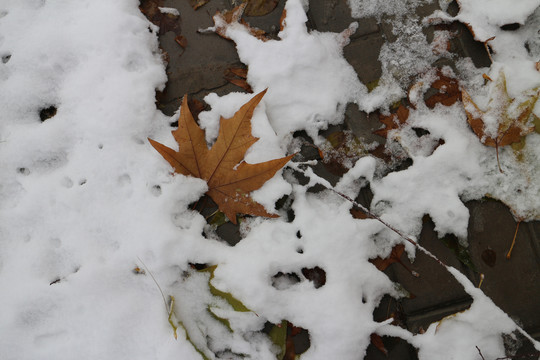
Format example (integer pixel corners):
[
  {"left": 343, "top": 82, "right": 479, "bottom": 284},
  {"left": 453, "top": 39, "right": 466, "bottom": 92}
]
[
  {"left": 477, "top": 346, "right": 486, "bottom": 360},
  {"left": 506, "top": 220, "right": 522, "bottom": 260}
]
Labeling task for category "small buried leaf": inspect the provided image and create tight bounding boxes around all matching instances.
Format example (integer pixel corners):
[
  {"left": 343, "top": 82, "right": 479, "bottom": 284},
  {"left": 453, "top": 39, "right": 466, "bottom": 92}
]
[
  {"left": 320, "top": 131, "right": 367, "bottom": 176},
  {"left": 174, "top": 35, "right": 188, "bottom": 49},
  {"left": 139, "top": 0, "right": 181, "bottom": 35},
  {"left": 213, "top": 3, "right": 269, "bottom": 41},
  {"left": 425, "top": 71, "right": 461, "bottom": 108},
  {"left": 207, "top": 210, "right": 228, "bottom": 227},
  {"left": 200, "top": 265, "right": 251, "bottom": 312},
  {"left": 370, "top": 333, "right": 388, "bottom": 355},
  {"left": 366, "top": 79, "right": 380, "bottom": 93},
  {"left": 189, "top": 0, "right": 210, "bottom": 10},
  {"left": 269, "top": 320, "right": 288, "bottom": 359},
  {"left": 243, "top": 0, "right": 279, "bottom": 17},
  {"left": 224, "top": 66, "right": 253, "bottom": 92},
  {"left": 374, "top": 104, "right": 410, "bottom": 138},
  {"left": 370, "top": 244, "right": 419, "bottom": 277},
  {"left": 208, "top": 306, "right": 233, "bottom": 332}
]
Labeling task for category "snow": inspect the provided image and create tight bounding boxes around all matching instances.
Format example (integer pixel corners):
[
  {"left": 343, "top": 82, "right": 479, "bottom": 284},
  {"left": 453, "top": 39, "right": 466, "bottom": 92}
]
[{"left": 0, "top": 0, "right": 539, "bottom": 359}]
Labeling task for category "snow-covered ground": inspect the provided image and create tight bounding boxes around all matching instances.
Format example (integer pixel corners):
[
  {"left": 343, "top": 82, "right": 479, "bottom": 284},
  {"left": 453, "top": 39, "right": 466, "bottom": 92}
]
[{"left": 0, "top": 0, "right": 539, "bottom": 359}]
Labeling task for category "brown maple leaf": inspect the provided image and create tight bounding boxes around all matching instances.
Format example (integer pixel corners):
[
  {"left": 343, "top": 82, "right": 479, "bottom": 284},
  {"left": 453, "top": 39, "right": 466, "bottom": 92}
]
[
  {"left": 149, "top": 90, "right": 293, "bottom": 224},
  {"left": 462, "top": 71, "right": 539, "bottom": 171}
]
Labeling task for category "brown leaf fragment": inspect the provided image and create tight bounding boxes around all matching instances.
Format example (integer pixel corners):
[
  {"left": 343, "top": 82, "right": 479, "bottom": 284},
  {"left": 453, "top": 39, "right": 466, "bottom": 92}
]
[
  {"left": 189, "top": 0, "right": 210, "bottom": 10},
  {"left": 187, "top": 98, "right": 206, "bottom": 120},
  {"left": 224, "top": 67, "right": 253, "bottom": 92},
  {"left": 244, "top": 0, "right": 279, "bottom": 17},
  {"left": 370, "top": 334, "right": 388, "bottom": 355},
  {"left": 370, "top": 244, "right": 419, "bottom": 277},
  {"left": 425, "top": 71, "right": 461, "bottom": 108},
  {"left": 350, "top": 207, "right": 369, "bottom": 219},
  {"left": 139, "top": 0, "right": 181, "bottom": 35},
  {"left": 149, "top": 90, "right": 293, "bottom": 224},
  {"left": 174, "top": 35, "right": 188, "bottom": 49},
  {"left": 374, "top": 104, "right": 410, "bottom": 138},
  {"left": 213, "top": 3, "right": 270, "bottom": 41},
  {"left": 279, "top": 9, "right": 287, "bottom": 31},
  {"left": 228, "top": 67, "right": 248, "bottom": 78},
  {"left": 370, "top": 244, "right": 406, "bottom": 271}
]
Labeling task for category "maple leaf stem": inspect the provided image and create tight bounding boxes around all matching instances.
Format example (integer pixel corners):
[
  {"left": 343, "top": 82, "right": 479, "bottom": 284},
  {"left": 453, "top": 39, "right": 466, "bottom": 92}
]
[{"left": 506, "top": 220, "right": 521, "bottom": 260}]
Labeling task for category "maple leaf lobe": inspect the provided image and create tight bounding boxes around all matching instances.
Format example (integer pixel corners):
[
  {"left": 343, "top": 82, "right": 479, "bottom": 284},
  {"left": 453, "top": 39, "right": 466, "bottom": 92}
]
[{"left": 149, "top": 90, "right": 293, "bottom": 224}]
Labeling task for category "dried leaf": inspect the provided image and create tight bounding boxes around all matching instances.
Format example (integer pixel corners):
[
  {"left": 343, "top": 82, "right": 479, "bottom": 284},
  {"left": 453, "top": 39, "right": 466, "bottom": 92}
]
[
  {"left": 425, "top": 71, "right": 461, "bottom": 108},
  {"left": 175, "top": 35, "right": 188, "bottom": 49},
  {"left": 213, "top": 3, "right": 270, "bottom": 41},
  {"left": 269, "top": 320, "right": 288, "bottom": 359},
  {"left": 370, "top": 244, "right": 419, "bottom": 277},
  {"left": 320, "top": 131, "right": 367, "bottom": 176},
  {"left": 374, "top": 104, "right": 410, "bottom": 138},
  {"left": 200, "top": 265, "right": 251, "bottom": 312},
  {"left": 187, "top": 98, "right": 206, "bottom": 120},
  {"left": 243, "top": 0, "right": 279, "bottom": 17},
  {"left": 462, "top": 71, "right": 538, "bottom": 148},
  {"left": 139, "top": 0, "right": 181, "bottom": 35},
  {"left": 224, "top": 67, "right": 253, "bottom": 92},
  {"left": 370, "top": 334, "right": 388, "bottom": 355},
  {"left": 149, "top": 91, "right": 293, "bottom": 223},
  {"left": 189, "top": 0, "right": 210, "bottom": 10},
  {"left": 370, "top": 244, "right": 406, "bottom": 271},
  {"left": 462, "top": 71, "right": 538, "bottom": 172}
]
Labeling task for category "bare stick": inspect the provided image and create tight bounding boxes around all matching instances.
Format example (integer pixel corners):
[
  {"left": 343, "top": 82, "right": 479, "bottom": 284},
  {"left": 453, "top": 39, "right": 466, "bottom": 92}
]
[{"left": 506, "top": 220, "right": 521, "bottom": 260}]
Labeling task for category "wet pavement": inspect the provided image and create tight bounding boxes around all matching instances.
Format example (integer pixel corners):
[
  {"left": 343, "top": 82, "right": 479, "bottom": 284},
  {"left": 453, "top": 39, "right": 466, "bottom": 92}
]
[{"left": 149, "top": 0, "right": 540, "bottom": 357}]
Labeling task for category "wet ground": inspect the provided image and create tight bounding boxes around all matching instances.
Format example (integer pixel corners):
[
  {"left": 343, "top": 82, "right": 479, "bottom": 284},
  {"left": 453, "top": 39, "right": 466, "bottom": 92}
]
[{"left": 145, "top": 0, "right": 540, "bottom": 358}]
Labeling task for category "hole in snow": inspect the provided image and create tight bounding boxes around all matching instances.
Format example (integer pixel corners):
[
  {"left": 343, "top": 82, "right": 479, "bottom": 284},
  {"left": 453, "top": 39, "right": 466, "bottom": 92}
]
[
  {"left": 296, "top": 231, "right": 301, "bottom": 238},
  {"left": 189, "top": 263, "right": 209, "bottom": 270},
  {"left": 79, "top": 179, "right": 87, "bottom": 186},
  {"left": 301, "top": 266, "right": 326, "bottom": 288},
  {"left": 17, "top": 167, "right": 30, "bottom": 175},
  {"left": 500, "top": 23, "right": 520, "bottom": 31},
  {"left": 287, "top": 208, "right": 295, "bottom": 222},
  {"left": 411, "top": 127, "right": 430, "bottom": 137},
  {"left": 1, "top": 54, "right": 11, "bottom": 63},
  {"left": 39, "top": 105, "right": 57, "bottom": 122},
  {"left": 289, "top": 324, "right": 311, "bottom": 355},
  {"left": 296, "top": 247, "right": 303, "bottom": 254},
  {"left": 98, "top": 143, "right": 103, "bottom": 149},
  {"left": 150, "top": 185, "right": 162, "bottom": 196},
  {"left": 271, "top": 272, "right": 301, "bottom": 290}
]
